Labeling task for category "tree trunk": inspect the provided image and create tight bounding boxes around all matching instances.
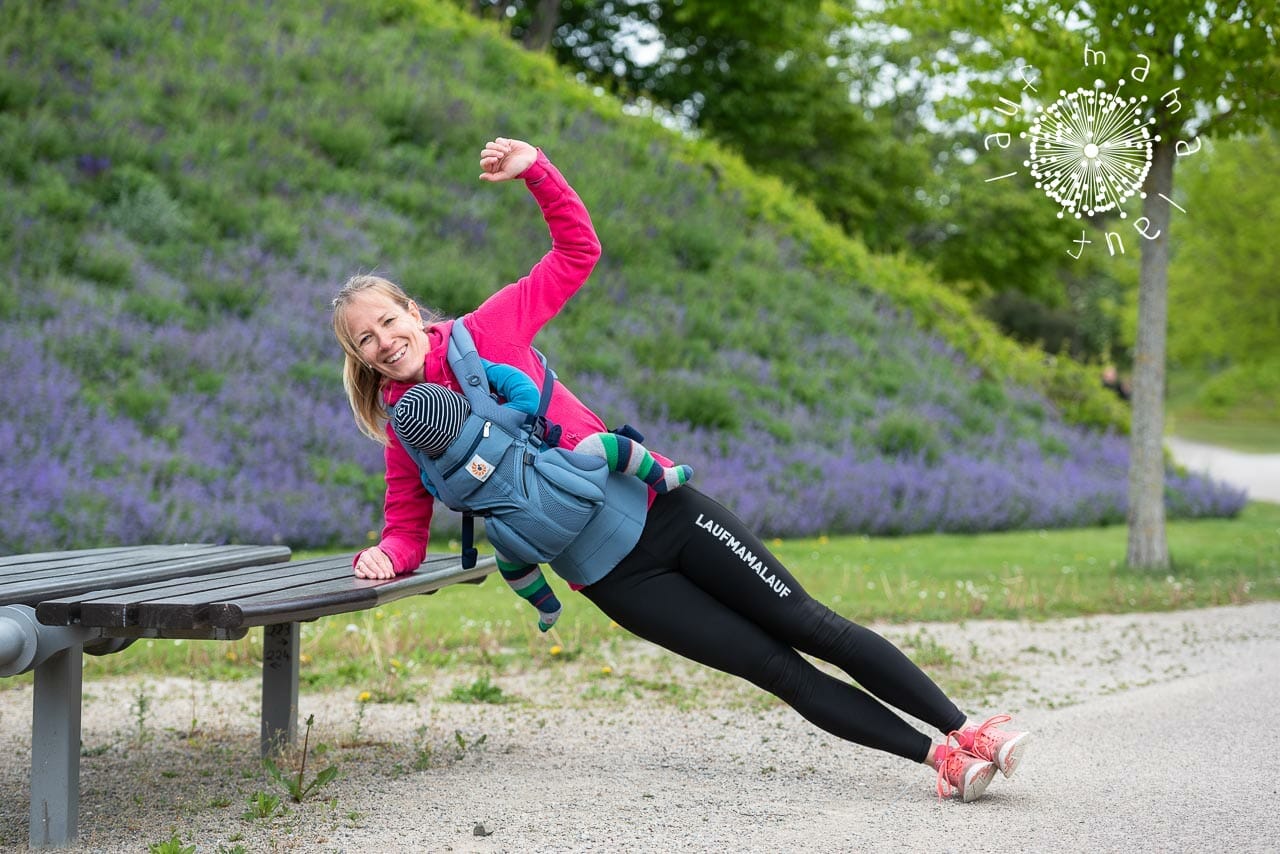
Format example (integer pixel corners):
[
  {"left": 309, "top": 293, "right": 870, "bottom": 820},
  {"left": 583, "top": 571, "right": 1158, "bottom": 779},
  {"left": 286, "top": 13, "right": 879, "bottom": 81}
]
[
  {"left": 1125, "top": 137, "right": 1175, "bottom": 570},
  {"left": 521, "top": 0, "right": 560, "bottom": 51}
]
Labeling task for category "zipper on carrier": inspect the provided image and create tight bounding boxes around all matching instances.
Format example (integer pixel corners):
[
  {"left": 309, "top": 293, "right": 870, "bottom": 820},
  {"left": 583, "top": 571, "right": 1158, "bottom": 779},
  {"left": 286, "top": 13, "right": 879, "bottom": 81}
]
[{"left": 444, "top": 421, "right": 493, "bottom": 478}]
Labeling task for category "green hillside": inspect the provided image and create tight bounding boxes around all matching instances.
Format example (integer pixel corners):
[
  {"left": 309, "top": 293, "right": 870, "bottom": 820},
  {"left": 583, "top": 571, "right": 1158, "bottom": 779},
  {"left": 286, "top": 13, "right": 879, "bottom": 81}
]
[{"left": 2, "top": 0, "right": 1234, "bottom": 553}]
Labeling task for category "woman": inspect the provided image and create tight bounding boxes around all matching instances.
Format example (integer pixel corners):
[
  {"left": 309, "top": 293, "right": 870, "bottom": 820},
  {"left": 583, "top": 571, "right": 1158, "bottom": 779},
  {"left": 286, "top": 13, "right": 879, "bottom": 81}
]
[{"left": 331, "top": 137, "right": 1029, "bottom": 802}]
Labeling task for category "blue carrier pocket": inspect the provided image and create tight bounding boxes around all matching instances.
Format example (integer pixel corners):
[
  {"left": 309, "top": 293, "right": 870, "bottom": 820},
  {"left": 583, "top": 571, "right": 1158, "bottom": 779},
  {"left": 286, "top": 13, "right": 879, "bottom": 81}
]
[{"left": 481, "top": 448, "right": 609, "bottom": 565}]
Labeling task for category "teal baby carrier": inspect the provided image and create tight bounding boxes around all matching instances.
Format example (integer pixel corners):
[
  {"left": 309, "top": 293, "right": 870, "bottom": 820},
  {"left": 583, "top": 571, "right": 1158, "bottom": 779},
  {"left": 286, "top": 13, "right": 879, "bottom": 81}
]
[{"left": 391, "top": 316, "right": 648, "bottom": 587}]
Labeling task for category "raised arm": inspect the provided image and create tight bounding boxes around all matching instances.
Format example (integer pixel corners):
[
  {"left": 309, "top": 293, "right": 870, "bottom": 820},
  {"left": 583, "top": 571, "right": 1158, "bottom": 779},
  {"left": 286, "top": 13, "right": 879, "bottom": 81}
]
[{"left": 468, "top": 140, "right": 602, "bottom": 355}]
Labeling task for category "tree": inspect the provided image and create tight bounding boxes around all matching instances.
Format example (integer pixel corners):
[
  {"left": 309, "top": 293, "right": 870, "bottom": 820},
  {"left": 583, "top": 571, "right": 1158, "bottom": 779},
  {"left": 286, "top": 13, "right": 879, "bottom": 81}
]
[
  {"left": 460, "top": 0, "right": 940, "bottom": 253},
  {"left": 877, "top": 0, "right": 1278, "bottom": 569}
]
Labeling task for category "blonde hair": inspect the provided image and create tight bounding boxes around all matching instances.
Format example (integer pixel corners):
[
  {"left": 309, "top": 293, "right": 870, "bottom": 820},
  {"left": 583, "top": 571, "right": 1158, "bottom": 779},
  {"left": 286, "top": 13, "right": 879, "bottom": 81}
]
[{"left": 331, "top": 274, "right": 438, "bottom": 444}]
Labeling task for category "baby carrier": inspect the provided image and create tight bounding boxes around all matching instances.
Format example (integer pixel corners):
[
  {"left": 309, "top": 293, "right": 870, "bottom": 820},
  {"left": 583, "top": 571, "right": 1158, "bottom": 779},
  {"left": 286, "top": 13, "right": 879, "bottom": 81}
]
[{"left": 390, "top": 316, "right": 648, "bottom": 585}]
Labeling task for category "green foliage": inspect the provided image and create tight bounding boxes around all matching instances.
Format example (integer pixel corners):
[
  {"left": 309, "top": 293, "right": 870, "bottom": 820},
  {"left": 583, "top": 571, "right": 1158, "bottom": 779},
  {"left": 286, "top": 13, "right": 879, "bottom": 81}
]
[
  {"left": 876, "top": 0, "right": 1280, "bottom": 398},
  {"left": 648, "top": 382, "right": 740, "bottom": 433},
  {"left": 1188, "top": 359, "right": 1280, "bottom": 421},
  {"left": 70, "top": 240, "right": 134, "bottom": 288},
  {"left": 879, "top": 1, "right": 1279, "bottom": 138},
  {"left": 186, "top": 276, "right": 262, "bottom": 318},
  {"left": 453, "top": 729, "right": 488, "bottom": 758},
  {"left": 123, "top": 293, "right": 199, "bottom": 328},
  {"left": 30, "top": 166, "right": 93, "bottom": 222},
  {"left": 112, "top": 378, "right": 171, "bottom": 430},
  {"left": 241, "top": 791, "right": 282, "bottom": 821},
  {"left": 982, "top": 290, "right": 1091, "bottom": 360},
  {"left": 258, "top": 197, "right": 303, "bottom": 257},
  {"left": 0, "top": 0, "right": 1137, "bottom": 550},
  {"left": 311, "top": 458, "right": 384, "bottom": 508},
  {"left": 108, "top": 176, "right": 192, "bottom": 244},
  {"left": 306, "top": 114, "right": 382, "bottom": 169},
  {"left": 873, "top": 410, "right": 942, "bottom": 464},
  {"left": 447, "top": 673, "right": 511, "bottom": 704},
  {"left": 148, "top": 832, "right": 196, "bottom": 854},
  {"left": 922, "top": 145, "right": 1081, "bottom": 306},
  {"left": 263, "top": 714, "right": 340, "bottom": 803},
  {"left": 1167, "top": 133, "right": 1280, "bottom": 372}
]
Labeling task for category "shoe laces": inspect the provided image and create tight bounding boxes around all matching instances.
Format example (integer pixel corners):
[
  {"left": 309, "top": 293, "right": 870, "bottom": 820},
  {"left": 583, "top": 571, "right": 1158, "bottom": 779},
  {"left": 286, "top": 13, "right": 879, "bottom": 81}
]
[
  {"left": 934, "top": 743, "right": 975, "bottom": 799},
  {"left": 952, "top": 713, "right": 1012, "bottom": 759}
]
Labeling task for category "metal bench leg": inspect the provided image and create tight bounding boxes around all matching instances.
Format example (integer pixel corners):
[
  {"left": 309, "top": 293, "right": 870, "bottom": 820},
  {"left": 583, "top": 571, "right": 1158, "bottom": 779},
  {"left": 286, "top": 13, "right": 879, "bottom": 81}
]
[
  {"left": 30, "top": 645, "right": 83, "bottom": 848},
  {"left": 260, "top": 622, "right": 299, "bottom": 756}
]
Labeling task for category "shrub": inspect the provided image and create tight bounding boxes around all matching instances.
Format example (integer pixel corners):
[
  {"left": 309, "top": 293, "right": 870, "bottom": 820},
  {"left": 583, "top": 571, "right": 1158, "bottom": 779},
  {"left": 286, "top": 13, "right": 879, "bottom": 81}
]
[
  {"left": 110, "top": 179, "right": 191, "bottom": 244},
  {"left": 306, "top": 115, "right": 381, "bottom": 169},
  {"left": 122, "top": 293, "right": 198, "bottom": 327},
  {"left": 259, "top": 198, "right": 303, "bottom": 257},
  {"left": 873, "top": 410, "right": 942, "bottom": 465},
  {"left": 1194, "top": 359, "right": 1280, "bottom": 420},
  {"left": 31, "top": 167, "right": 93, "bottom": 222},
  {"left": 70, "top": 239, "right": 133, "bottom": 288},
  {"left": 187, "top": 277, "right": 262, "bottom": 318},
  {"left": 652, "top": 382, "right": 740, "bottom": 433}
]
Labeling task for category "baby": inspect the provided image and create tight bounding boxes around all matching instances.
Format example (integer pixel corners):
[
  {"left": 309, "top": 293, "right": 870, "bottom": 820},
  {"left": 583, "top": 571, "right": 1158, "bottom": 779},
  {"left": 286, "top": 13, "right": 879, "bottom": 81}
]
[{"left": 392, "top": 360, "right": 692, "bottom": 631}]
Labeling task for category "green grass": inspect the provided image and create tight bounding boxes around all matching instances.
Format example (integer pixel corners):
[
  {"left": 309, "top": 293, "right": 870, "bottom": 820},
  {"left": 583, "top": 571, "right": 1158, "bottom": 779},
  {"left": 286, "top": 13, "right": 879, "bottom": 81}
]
[
  {"left": 52, "top": 502, "right": 1278, "bottom": 692},
  {"left": 1166, "top": 368, "right": 1280, "bottom": 452}
]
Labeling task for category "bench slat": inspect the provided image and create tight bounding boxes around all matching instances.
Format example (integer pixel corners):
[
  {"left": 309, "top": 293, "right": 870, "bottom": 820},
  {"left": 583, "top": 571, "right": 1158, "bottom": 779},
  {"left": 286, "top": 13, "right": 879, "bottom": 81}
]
[
  {"left": 0, "top": 545, "right": 154, "bottom": 570},
  {"left": 135, "top": 560, "right": 352, "bottom": 628},
  {"left": 0, "top": 545, "right": 195, "bottom": 580},
  {"left": 30, "top": 549, "right": 491, "bottom": 634},
  {"left": 15, "top": 545, "right": 291, "bottom": 611},
  {"left": 211, "top": 556, "right": 494, "bottom": 628},
  {"left": 0, "top": 544, "right": 243, "bottom": 576},
  {"left": 37, "top": 553, "right": 492, "bottom": 631},
  {"left": 59, "top": 562, "right": 344, "bottom": 628}
]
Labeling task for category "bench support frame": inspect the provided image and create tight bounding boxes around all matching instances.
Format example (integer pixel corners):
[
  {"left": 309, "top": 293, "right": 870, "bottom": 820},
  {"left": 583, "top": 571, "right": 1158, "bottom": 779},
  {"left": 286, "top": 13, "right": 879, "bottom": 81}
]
[
  {"left": 21, "top": 623, "right": 302, "bottom": 850},
  {"left": 29, "top": 645, "right": 83, "bottom": 849},
  {"left": 261, "top": 622, "right": 300, "bottom": 756}
]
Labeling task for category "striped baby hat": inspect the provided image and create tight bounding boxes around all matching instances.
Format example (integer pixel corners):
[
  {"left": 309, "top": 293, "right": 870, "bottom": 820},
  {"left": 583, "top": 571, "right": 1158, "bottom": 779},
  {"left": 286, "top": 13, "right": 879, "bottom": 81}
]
[{"left": 392, "top": 383, "right": 473, "bottom": 458}]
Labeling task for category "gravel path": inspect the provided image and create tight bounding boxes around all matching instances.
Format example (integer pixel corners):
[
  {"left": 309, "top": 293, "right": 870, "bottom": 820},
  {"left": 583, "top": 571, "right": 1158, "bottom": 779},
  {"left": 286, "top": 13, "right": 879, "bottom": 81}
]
[{"left": 3, "top": 601, "right": 1279, "bottom": 852}]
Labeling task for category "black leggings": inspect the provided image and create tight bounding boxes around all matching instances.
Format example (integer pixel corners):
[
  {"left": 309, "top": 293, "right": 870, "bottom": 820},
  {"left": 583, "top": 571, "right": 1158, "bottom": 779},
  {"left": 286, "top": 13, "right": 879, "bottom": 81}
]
[{"left": 582, "top": 488, "right": 966, "bottom": 762}]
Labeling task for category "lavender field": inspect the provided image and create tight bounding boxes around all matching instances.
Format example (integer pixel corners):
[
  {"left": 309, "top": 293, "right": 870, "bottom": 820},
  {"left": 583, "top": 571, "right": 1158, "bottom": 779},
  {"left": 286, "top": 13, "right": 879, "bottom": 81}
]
[{"left": 0, "top": 0, "right": 1245, "bottom": 555}]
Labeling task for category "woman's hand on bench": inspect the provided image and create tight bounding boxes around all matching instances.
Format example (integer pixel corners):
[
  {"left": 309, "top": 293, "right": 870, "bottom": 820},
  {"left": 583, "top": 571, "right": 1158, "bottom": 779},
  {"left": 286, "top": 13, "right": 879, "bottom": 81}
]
[{"left": 353, "top": 546, "right": 397, "bottom": 580}]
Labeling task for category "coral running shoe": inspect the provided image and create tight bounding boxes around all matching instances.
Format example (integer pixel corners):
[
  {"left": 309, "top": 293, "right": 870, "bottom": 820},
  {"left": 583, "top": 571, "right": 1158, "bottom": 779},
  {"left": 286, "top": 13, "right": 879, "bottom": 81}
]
[
  {"left": 933, "top": 744, "right": 997, "bottom": 803},
  {"left": 952, "top": 715, "right": 1030, "bottom": 778}
]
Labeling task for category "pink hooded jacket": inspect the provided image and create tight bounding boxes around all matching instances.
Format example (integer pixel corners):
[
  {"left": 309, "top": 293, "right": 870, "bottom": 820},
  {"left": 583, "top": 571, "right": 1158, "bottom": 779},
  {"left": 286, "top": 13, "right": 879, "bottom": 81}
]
[{"left": 361, "top": 151, "right": 650, "bottom": 575}]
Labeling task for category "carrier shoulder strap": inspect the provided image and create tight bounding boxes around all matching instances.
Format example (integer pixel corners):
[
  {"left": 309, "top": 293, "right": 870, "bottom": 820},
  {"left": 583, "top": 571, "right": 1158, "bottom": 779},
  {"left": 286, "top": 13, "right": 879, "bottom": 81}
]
[
  {"left": 411, "top": 315, "right": 559, "bottom": 569},
  {"left": 447, "top": 314, "right": 557, "bottom": 426}
]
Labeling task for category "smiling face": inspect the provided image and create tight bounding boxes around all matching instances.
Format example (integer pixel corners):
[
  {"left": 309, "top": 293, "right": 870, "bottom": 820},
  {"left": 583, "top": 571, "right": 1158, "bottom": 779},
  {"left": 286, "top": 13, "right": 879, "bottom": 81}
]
[{"left": 339, "top": 290, "right": 429, "bottom": 384}]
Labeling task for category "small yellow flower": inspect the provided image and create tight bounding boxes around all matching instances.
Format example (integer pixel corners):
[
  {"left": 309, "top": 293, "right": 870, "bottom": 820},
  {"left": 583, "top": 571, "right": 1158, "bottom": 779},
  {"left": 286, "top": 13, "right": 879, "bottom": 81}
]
[
  {"left": 771, "top": 537, "right": 783, "bottom": 546},
  {"left": 374, "top": 610, "right": 385, "bottom": 620},
  {"left": 549, "top": 645, "right": 563, "bottom": 656},
  {"left": 818, "top": 535, "right": 829, "bottom": 545},
  {"left": 224, "top": 651, "right": 237, "bottom": 662},
  {"left": 357, "top": 691, "right": 372, "bottom": 703},
  {"left": 299, "top": 653, "right": 312, "bottom": 665},
  {"left": 600, "top": 666, "right": 613, "bottom": 676},
  {"left": 390, "top": 658, "right": 402, "bottom": 669}
]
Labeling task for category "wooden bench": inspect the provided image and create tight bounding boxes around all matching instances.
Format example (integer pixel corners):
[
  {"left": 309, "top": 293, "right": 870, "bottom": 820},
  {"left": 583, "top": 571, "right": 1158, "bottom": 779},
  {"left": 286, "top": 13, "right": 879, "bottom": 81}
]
[{"left": 1, "top": 544, "right": 493, "bottom": 849}]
